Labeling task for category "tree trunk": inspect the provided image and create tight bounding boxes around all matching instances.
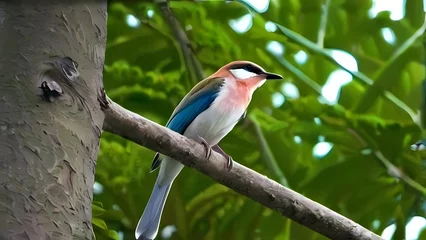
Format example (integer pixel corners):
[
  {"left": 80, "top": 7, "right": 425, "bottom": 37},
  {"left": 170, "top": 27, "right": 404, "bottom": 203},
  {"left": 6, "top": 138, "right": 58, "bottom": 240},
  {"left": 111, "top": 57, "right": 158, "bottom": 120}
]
[{"left": 0, "top": 1, "right": 107, "bottom": 239}]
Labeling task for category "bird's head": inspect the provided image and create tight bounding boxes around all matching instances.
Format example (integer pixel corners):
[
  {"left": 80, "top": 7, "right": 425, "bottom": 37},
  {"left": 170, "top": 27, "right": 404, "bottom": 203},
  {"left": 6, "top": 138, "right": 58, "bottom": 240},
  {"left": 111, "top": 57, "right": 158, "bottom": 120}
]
[
  {"left": 214, "top": 60, "right": 283, "bottom": 91},
  {"left": 227, "top": 61, "right": 282, "bottom": 80}
]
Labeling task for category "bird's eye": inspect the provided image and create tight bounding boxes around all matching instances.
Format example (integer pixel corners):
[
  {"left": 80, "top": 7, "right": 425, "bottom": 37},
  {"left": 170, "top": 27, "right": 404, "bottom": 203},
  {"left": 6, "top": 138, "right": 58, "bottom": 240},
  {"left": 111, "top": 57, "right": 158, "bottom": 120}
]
[{"left": 244, "top": 65, "right": 253, "bottom": 72}]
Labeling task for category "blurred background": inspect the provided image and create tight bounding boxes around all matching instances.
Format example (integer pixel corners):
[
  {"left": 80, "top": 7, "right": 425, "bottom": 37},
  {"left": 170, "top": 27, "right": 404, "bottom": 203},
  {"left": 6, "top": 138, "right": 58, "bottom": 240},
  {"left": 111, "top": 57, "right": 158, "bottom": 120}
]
[{"left": 93, "top": 0, "right": 426, "bottom": 239}]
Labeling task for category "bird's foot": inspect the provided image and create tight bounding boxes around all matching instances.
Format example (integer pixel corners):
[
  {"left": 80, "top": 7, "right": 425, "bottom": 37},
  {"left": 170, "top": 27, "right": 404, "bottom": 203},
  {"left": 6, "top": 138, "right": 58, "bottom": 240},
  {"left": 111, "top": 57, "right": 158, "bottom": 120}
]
[
  {"left": 212, "top": 145, "right": 234, "bottom": 171},
  {"left": 197, "top": 135, "right": 212, "bottom": 160}
]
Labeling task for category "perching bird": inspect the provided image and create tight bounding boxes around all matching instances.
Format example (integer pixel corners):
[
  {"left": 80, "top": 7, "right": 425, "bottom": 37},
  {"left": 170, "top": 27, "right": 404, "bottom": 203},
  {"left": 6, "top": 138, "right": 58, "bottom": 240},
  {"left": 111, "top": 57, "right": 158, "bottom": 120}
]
[{"left": 135, "top": 60, "right": 282, "bottom": 240}]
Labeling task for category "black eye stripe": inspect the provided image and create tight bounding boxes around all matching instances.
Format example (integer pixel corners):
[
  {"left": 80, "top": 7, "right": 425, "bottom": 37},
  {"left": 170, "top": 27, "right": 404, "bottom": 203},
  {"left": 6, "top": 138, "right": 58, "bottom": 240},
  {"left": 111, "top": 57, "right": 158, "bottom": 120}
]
[{"left": 231, "top": 64, "right": 263, "bottom": 74}]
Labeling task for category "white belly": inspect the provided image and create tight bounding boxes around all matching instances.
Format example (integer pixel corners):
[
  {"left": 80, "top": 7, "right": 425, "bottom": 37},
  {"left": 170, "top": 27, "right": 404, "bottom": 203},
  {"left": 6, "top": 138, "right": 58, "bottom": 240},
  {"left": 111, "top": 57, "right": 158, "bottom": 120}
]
[
  {"left": 183, "top": 102, "right": 245, "bottom": 146},
  {"left": 158, "top": 101, "right": 245, "bottom": 185}
]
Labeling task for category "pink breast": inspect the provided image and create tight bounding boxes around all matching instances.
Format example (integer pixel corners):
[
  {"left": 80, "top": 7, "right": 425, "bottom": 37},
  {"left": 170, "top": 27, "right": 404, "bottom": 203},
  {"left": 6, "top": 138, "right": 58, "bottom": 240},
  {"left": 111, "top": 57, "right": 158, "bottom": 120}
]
[{"left": 218, "top": 81, "right": 250, "bottom": 112}]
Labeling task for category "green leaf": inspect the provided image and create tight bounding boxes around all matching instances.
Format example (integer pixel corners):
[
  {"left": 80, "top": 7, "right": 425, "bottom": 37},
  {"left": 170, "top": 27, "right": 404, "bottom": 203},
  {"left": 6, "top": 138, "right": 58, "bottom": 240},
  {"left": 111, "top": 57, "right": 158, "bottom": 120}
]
[
  {"left": 248, "top": 108, "right": 288, "bottom": 132},
  {"left": 92, "top": 201, "right": 104, "bottom": 208},
  {"left": 92, "top": 204, "right": 106, "bottom": 217},
  {"left": 92, "top": 218, "right": 108, "bottom": 230}
]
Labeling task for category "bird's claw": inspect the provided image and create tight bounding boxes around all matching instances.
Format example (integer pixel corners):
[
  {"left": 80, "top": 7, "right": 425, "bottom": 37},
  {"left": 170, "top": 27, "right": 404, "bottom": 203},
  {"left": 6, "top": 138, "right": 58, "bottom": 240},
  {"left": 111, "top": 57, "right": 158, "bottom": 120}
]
[
  {"left": 195, "top": 140, "right": 234, "bottom": 170},
  {"left": 197, "top": 135, "right": 212, "bottom": 160},
  {"left": 212, "top": 144, "right": 234, "bottom": 171},
  {"left": 226, "top": 155, "right": 234, "bottom": 171}
]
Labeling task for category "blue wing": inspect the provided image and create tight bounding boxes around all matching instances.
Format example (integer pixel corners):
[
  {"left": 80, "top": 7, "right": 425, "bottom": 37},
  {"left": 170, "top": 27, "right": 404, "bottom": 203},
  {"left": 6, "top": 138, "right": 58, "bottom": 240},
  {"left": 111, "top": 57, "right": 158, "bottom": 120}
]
[
  {"left": 150, "top": 78, "right": 224, "bottom": 171},
  {"left": 166, "top": 90, "right": 219, "bottom": 133}
]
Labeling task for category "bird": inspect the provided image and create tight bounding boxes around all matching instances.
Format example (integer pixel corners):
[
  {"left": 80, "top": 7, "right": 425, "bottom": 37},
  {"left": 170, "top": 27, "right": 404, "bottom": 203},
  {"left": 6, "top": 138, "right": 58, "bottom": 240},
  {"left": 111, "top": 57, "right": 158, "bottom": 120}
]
[{"left": 135, "top": 60, "right": 283, "bottom": 240}]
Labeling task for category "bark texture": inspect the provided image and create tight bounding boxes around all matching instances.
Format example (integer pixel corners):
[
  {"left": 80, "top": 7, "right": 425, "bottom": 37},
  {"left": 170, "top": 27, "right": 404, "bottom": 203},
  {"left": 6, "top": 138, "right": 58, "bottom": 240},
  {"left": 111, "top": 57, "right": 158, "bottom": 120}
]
[
  {"left": 0, "top": 1, "right": 107, "bottom": 239},
  {"left": 102, "top": 98, "right": 383, "bottom": 240}
]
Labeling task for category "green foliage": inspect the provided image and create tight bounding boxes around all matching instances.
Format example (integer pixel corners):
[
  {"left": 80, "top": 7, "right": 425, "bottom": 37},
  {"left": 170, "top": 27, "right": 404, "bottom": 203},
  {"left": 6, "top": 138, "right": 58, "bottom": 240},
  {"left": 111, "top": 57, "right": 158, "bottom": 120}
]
[
  {"left": 95, "top": 0, "right": 426, "bottom": 239},
  {"left": 93, "top": 201, "right": 121, "bottom": 240}
]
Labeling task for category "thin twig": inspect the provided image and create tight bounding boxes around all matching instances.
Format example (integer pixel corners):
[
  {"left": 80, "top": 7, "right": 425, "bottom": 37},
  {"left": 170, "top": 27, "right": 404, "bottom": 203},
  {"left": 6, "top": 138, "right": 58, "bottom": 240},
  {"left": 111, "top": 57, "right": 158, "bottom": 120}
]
[
  {"left": 373, "top": 151, "right": 426, "bottom": 196},
  {"left": 273, "top": 54, "right": 322, "bottom": 95},
  {"left": 101, "top": 96, "right": 383, "bottom": 240},
  {"left": 355, "top": 14, "right": 426, "bottom": 113},
  {"left": 275, "top": 24, "right": 418, "bottom": 121},
  {"left": 317, "top": 0, "right": 330, "bottom": 48},
  {"left": 252, "top": 121, "right": 289, "bottom": 187},
  {"left": 156, "top": 0, "right": 205, "bottom": 85},
  {"left": 346, "top": 128, "right": 426, "bottom": 196},
  {"left": 411, "top": 21, "right": 426, "bottom": 148}
]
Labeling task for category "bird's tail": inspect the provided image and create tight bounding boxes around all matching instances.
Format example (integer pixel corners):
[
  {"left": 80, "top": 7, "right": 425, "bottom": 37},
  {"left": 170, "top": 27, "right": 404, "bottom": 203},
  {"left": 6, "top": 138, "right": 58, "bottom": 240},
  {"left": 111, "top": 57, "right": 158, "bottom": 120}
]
[{"left": 135, "top": 178, "right": 172, "bottom": 240}]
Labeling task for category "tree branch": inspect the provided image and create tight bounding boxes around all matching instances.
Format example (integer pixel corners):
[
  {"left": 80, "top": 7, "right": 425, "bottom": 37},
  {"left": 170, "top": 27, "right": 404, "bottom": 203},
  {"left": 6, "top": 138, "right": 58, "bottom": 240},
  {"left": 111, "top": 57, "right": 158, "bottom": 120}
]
[
  {"left": 101, "top": 96, "right": 383, "bottom": 240},
  {"left": 156, "top": 0, "right": 205, "bottom": 85}
]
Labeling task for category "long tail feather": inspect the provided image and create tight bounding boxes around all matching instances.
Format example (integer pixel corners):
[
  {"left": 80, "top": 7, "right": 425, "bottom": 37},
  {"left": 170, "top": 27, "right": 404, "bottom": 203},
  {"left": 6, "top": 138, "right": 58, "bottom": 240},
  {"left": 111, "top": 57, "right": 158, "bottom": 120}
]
[{"left": 135, "top": 178, "right": 172, "bottom": 240}]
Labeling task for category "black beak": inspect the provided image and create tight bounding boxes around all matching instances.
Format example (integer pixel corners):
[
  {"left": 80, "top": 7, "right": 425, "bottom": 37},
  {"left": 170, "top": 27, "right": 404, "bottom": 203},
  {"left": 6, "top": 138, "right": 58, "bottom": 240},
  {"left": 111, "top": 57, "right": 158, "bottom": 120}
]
[{"left": 264, "top": 72, "right": 283, "bottom": 80}]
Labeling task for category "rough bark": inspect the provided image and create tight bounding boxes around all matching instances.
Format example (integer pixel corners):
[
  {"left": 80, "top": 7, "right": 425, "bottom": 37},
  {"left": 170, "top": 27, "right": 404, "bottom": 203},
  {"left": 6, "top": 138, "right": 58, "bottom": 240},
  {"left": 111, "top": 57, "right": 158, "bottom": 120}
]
[
  {"left": 0, "top": 1, "right": 107, "bottom": 239},
  {"left": 102, "top": 97, "right": 383, "bottom": 240}
]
